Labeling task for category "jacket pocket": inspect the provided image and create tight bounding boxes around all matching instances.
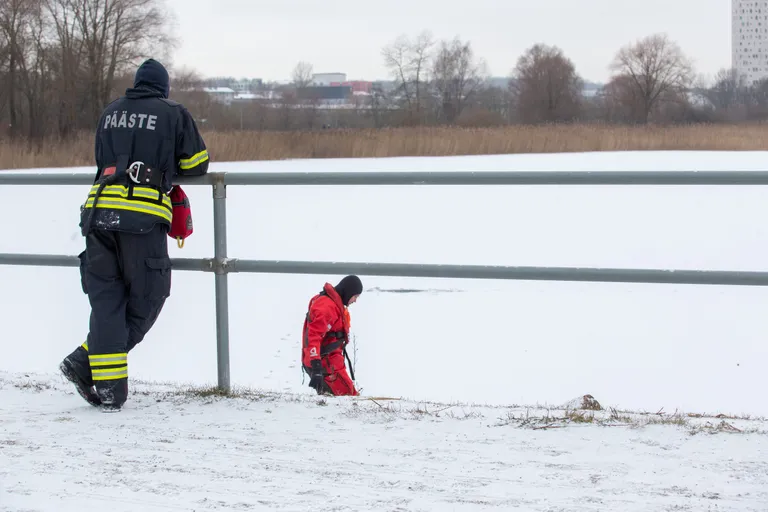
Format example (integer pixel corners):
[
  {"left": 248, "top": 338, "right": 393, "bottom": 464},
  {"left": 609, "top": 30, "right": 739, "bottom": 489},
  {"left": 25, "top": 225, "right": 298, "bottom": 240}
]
[{"left": 144, "top": 257, "right": 172, "bottom": 299}]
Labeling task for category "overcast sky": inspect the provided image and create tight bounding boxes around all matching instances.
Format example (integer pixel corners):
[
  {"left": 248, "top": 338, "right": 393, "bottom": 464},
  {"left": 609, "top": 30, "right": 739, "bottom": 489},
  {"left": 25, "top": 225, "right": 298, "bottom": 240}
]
[{"left": 163, "top": 0, "right": 731, "bottom": 84}]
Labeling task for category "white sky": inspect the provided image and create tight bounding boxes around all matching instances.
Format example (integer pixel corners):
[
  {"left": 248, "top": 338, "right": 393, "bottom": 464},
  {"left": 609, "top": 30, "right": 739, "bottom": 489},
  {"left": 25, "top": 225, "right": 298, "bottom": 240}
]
[{"left": 163, "top": 0, "right": 731, "bottom": 84}]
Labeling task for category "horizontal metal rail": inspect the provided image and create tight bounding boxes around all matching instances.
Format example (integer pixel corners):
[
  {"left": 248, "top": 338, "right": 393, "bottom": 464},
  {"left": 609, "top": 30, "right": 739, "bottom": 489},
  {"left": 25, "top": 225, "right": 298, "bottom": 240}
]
[
  {"left": 0, "top": 253, "right": 211, "bottom": 272},
  {"left": 227, "top": 260, "right": 768, "bottom": 287},
  {"left": 2, "top": 253, "right": 767, "bottom": 287},
  {"left": 3, "top": 166, "right": 768, "bottom": 393},
  {"left": 4, "top": 170, "right": 768, "bottom": 186}
]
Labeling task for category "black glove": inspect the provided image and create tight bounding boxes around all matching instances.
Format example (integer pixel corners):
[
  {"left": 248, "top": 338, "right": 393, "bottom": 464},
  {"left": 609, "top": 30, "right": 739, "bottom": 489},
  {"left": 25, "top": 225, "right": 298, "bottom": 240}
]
[{"left": 308, "top": 360, "right": 325, "bottom": 394}]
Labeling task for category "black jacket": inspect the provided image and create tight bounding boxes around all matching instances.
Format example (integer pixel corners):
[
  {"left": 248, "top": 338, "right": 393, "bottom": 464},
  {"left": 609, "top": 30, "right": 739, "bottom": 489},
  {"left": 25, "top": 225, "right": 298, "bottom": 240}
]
[{"left": 81, "top": 82, "right": 209, "bottom": 234}]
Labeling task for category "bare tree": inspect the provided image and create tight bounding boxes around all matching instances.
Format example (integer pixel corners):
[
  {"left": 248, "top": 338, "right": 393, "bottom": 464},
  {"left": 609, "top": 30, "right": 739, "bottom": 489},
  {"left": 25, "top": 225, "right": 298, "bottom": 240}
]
[
  {"left": 63, "top": 0, "right": 178, "bottom": 123},
  {"left": 701, "top": 68, "right": 751, "bottom": 122},
  {"left": 511, "top": 43, "right": 583, "bottom": 124},
  {"left": 381, "top": 30, "right": 434, "bottom": 124},
  {"left": 170, "top": 66, "right": 204, "bottom": 91},
  {"left": 290, "top": 61, "right": 321, "bottom": 129},
  {"left": 706, "top": 69, "right": 743, "bottom": 108},
  {"left": 0, "top": 0, "right": 39, "bottom": 137},
  {"left": 17, "top": 0, "right": 54, "bottom": 140},
  {"left": 431, "top": 37, "right": 488, "bottom": 123},
  {"left": 43, "top": 0, "right": 87, "bottom": 137},
  {"left": 291, "top": 60, "right": 313, "bottom": 88},
  {"left": 596, "top": 75, "right": 640, "bottom": 123},
  {"left": 276, "top": 87, "right": 297, "bottom": 130},
  {"left": 609, "top": 33, "right": 694, "bottom": 124},
  {"left": 167, "top": 67, "right": 210, "bottom": 117},
  {"left": 742, "top": 78, "right": 768, "bottom": 120},
  {"left": 472, "top": 85, "right": 513, "bottom": 125},
  {"left": 0, "top": 0, "right": 178, "bottom": 139}
]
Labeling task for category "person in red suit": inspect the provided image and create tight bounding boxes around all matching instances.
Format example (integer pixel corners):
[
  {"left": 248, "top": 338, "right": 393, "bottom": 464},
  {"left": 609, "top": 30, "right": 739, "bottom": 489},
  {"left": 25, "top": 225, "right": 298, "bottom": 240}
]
[{"left": 302, "top": 275, "right": 363, "bottom": 396}]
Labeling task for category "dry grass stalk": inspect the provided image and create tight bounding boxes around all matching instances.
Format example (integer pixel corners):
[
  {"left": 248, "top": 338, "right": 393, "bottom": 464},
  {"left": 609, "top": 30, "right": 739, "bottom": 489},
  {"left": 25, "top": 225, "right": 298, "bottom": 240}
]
[{"left": 1, "top": 124, "right": 768, "bottom": 170}]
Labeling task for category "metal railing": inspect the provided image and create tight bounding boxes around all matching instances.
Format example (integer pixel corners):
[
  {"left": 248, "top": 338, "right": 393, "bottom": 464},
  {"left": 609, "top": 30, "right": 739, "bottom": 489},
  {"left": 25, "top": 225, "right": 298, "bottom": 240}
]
[{"left": 3, "top": 169, "right": 768, "bottom": 392}]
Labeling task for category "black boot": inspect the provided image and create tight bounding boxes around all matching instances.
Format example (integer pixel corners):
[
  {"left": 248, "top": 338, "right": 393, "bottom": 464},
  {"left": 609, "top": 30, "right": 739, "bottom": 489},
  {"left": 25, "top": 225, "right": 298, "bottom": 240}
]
[
  {"left": 95, "top": 379, "right": 128, "bottom": 412},
  {"left": 60, "top": 345, "right": 101, "bottom": 407}
]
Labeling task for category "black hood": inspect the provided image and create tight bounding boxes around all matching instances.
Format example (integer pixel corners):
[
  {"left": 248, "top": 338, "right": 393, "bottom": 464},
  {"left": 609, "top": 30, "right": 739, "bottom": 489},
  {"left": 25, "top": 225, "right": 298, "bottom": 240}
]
[
  {"left": 126, "top": 58, "right": 170, "bottom": 99},
  {"left": 334, "top": 275, "right": 363, "bottom": 306}
]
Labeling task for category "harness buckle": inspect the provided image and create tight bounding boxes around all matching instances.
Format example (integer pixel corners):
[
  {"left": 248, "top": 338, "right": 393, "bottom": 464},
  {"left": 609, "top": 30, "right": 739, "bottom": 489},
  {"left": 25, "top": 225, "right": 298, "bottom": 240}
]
[
  {"left": 127, "top": 161, "right": 161, "bottom": 187},
  {"left": 127, "top": 161, "right": 145, "bottom": 184}
]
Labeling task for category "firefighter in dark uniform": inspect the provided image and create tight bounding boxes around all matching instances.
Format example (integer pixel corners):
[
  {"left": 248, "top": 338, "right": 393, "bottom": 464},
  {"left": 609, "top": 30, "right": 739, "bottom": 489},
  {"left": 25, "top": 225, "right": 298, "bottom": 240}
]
[{"left": 58, "top": 58, "right": 209, "bottom": 411}]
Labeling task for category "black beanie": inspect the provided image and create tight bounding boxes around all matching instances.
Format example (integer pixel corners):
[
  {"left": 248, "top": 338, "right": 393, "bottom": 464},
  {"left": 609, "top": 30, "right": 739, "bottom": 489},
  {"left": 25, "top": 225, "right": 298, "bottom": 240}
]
[
  {"left": 334, "top": 275, "right": 363, "bottom": 306},
  {"left": 134, "top": 58, "right": 170, "bottom": 98}
]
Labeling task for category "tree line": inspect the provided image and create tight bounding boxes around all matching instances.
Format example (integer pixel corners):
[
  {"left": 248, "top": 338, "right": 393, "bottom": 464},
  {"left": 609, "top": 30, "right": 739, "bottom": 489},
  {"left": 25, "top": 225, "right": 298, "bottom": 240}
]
[
  {"left": 352, "top": 30, "right": 768, "bottom": 128},
  {"left": 0, "top": 1, "right": 764, "bottom": 139},
  {"left": 0, "top": 0, "right": 175, "bottom": 141},
  {"left": 178, "top": 31, "right": 761, "bottom": 132}
]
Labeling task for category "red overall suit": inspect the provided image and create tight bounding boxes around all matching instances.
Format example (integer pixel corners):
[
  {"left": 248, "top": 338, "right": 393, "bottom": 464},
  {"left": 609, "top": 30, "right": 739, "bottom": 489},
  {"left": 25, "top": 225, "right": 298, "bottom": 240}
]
[{"left": 302, "top": 283, "right": 358, "bottom": 396}]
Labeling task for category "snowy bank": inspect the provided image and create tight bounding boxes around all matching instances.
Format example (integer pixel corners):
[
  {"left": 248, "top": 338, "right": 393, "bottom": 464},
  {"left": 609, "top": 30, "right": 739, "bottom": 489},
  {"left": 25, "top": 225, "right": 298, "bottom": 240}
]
[{"left": 1, "top": 371, "right": 767, "bottom": 512}]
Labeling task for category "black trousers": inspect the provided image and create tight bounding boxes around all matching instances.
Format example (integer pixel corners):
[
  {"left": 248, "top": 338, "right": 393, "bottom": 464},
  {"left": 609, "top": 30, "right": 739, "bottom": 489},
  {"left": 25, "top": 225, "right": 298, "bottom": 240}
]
[{"left": 66, "top": 224, "right": 172, "bottom": 407}]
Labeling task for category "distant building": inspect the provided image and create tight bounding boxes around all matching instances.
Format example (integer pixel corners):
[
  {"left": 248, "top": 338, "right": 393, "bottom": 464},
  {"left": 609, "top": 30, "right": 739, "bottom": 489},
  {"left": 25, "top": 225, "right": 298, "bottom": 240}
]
[
  {"left": 231, "top": 78, "right": 263, "bottom": 93},
  {"left": 203, "top": 87, "right": 237, "bottom": 105},
  {"left": 204, "top": 77, "right": 263, "bottom": 94},
  {"left": 297, "top": 85, "right": 352, "bottom": 102},
  {"left": 312, "top": 73, "right": 346, "bottom": 86},
  {"left": 330, "top": 81, "right": 373, "bottom": 94},
  {"left": 732, "top": 0, "right": 768, "bottom": 84},
  {"left": 233, "top": 90, "right": 282, "bottom": 102}
]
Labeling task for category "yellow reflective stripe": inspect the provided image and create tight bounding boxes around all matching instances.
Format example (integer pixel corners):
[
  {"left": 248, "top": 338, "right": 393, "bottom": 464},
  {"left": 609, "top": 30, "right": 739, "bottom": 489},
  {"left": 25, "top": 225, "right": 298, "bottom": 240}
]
[
  {"left": 84, "top": 198, "right": 172, "bottom": 222},
  {"left": 92, "top": 366, "right": 128, "bottom": 381},
  {"left": 81, "top": 341, "right": 89, "bottom": 351},
  {"left": 88, "top": 184, "right": 171, "bottom": 208},
  {"left": 89, "top": 353, "right": 127, "bottom": 362},
  {"left": 88, "top": 352, "right": 127, "bottom": 360},
  {"left": 87, "top": 184, "right": 159, "bottom": 195},
  {"left": 179, "top": 150, "right": 208, "bottom": 170},
  {"left": 90, "top": 360, "right": 127, "bottom": 368},
  {"left": 92, "top": 366, "right": 127, "bottom": 374}
]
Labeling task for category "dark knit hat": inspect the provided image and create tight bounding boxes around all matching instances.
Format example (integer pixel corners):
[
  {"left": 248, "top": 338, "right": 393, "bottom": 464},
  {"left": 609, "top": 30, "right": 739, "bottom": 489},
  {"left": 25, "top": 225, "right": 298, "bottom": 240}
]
[
  {"left": 134, "top": 58, "right": 170, "bottom": 98},
  {"left": 334, "top": 275, "right": 363, "bottom": 306}
]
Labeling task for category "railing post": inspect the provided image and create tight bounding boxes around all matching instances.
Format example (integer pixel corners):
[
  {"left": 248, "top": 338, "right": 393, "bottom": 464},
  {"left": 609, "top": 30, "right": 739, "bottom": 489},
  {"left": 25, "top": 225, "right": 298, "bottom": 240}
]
[{"left": 212, "top": 178, "right": 231, "bottom": 393}]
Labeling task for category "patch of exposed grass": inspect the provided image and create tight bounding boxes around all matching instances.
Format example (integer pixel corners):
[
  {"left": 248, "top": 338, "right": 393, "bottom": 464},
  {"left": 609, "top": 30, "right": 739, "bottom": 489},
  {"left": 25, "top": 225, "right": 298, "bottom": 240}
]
[
  {"left": 566, "top": 410, "right": 596, "bottom": 423},
  {"left": 183, "top": 386, "right": 236, "bottom": 398},
  {"left": 177, "top": 384, "right": 268, "bottom": 401},
  {"left": 688, "top": 420, "right": 758, "bottom": 435},
  {"left": 493, "top": 405, "right": 759, "bottom": 435},
  {"left": 341, "top": 398, "right": 484, "bottom": 423},
  {"left": 12, "top": 380, "right": 52, "bottom": 392}
]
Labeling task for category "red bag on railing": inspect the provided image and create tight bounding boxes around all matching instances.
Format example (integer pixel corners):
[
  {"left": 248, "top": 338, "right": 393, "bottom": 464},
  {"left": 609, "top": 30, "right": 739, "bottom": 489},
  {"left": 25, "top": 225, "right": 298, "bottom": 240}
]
[{"left": 168, "top": 185, "right": 193, "bottom": 248}]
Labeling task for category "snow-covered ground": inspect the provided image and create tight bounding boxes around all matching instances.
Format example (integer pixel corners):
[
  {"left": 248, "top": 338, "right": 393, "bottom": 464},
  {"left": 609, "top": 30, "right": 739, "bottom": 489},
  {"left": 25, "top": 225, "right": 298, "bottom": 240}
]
[
  {"left": 2, "top": 150, "right": 768, "bottom": 510},
  {"left": 2, "top": 371, "right": 767, "bottom": 512}
]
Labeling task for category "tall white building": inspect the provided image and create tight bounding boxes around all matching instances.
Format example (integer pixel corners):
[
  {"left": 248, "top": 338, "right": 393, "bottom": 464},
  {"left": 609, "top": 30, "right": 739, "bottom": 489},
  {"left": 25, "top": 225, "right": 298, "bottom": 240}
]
[{"left": 733, "top": 0, "right": 768, "bottom": 84}]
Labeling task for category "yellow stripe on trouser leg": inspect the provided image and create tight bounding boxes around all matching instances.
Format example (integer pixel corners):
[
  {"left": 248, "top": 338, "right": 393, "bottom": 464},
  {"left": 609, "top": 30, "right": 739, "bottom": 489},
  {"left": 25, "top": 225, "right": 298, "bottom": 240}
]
[
  {"left": 88, "top": 353, "right": 128, "bottom": 381},
  {"left": 92, "top": 366, "right": 128, "bottom": 381},
  {"left": 88, "top": 353, "right": 128, "bottom": 365}
]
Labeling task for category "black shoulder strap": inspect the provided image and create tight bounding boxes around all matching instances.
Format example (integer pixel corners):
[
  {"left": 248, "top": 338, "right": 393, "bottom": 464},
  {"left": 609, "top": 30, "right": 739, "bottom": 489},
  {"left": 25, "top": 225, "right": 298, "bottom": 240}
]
[
  {"left": 82, "top": 139, "right": 134, "bottom": 236},
  {"left": 343, "top": 346, "right": 355, "bottom": 381},
  {"left": 116, "top": 154, "right": 130, "bottom": 180}
]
